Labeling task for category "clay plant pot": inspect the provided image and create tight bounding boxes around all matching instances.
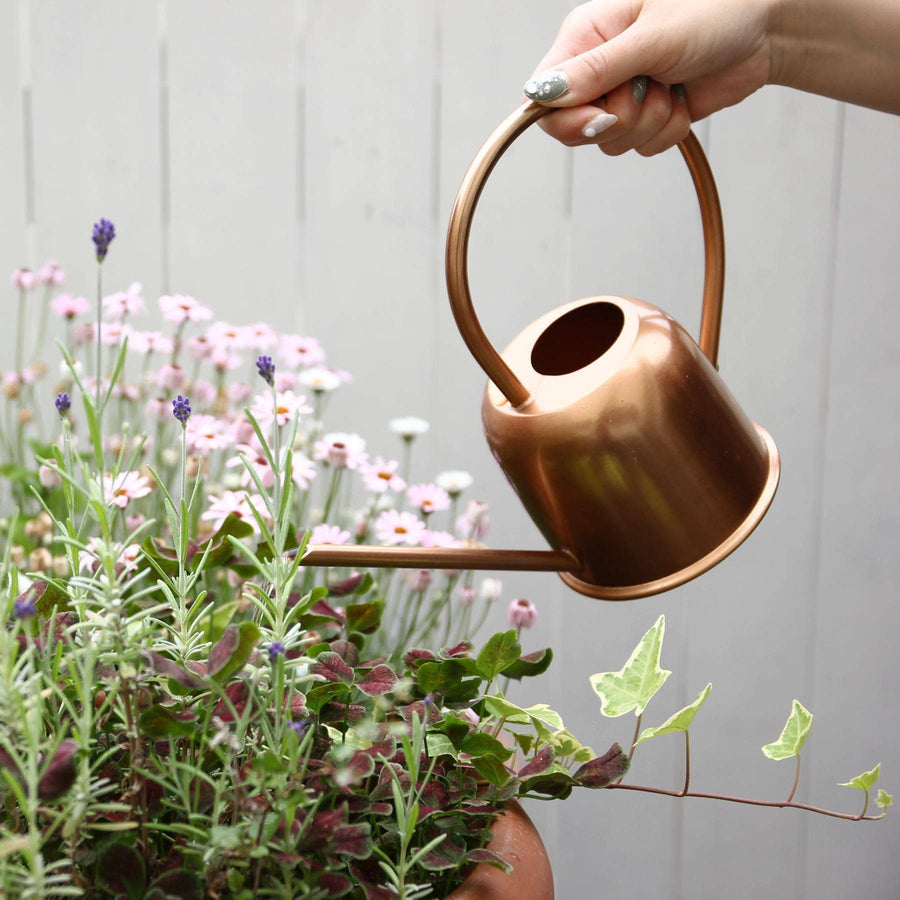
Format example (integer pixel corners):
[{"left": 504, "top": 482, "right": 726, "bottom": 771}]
[{"left": 444, "top": 801, "right": 554, "bottom": 899}]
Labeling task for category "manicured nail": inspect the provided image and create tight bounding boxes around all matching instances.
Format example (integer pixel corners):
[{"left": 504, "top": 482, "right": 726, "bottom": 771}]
[
  {"left": 524, "top": 70, "right": 569, "bottom": 103},
  {"left": 581, "top": 112, "right": 618, "bottom": 138},
  {"left": 672, "top": 83, "right": 687, "bottom": 104},
  {"left": 631, "top": 76, "right": 648, "bottom": 103}
]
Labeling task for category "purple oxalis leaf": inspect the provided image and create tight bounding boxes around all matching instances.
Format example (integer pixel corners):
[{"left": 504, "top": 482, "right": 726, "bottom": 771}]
[
  {"left": 311, "top": 651, "right": 355, "bottom": 685},
  {"left": 572, "top": 742, "right": 630, "bottom": 788},
  {"left": 355, "top": 664, "right": 397, "bottom": 696},
  {"left": 207, "top": 625, "right": 239, "bottom": 676},
  {"left": 518, "top": 745, "right": 554, "bottom": 779},
  {"left": 38, "top": 740, "right": 78, "bottom": 800}
]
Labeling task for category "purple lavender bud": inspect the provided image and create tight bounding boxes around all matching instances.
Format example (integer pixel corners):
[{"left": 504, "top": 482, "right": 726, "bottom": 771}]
[
  {"left": 13, "top": 595, "right": 37, "bottom": 619},
  {"left": 288, "top": 720, "right": 309, "bottom": 738},
  {"left": 172, "top": 394, "right": 191, "bottom": 426},
  {"left": 256, "top": 354, "right": 275, "bottom": 386},
  {"left": 91, "top": 218, "right": 116, "bottom": 263},
  {"left": 55, "top": 392, "right": 71, "bottom": 416},
  {"left": 268, "top": 641, "right": 286, "bottom": 662}
]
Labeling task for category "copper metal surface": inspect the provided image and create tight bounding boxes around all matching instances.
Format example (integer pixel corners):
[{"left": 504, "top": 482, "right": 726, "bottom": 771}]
[
  {"left": 299, "top": 102, "right": 779, "bottom": 601},
  {"left": 301, "top": 545, "right": 578, "bottom": 572}
]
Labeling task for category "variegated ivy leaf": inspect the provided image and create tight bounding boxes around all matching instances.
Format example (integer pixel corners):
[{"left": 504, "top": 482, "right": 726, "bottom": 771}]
[
  {"left": 876, "top": 789, "right": 893, "bottom": 811},
  {"left": 838, "top": 763, "right": 881, "bottom": 792},
  {"left": 589, "top": 615, "right": 671, "bottom": 718},
  {"left": 635, "top": 683, "right": 712, "bottom": 746},
  {"left": 761, "top": 700, "right": 813, "bottom": 760}
]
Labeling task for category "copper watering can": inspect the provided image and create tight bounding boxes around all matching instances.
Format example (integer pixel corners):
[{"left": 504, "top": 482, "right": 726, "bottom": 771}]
[{"left": 304, "top": 102, "right": 780, "bottom": 600}]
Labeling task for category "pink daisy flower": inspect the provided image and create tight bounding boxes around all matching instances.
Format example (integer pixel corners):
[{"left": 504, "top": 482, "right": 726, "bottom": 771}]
[
  {"left": 250, "top": 389, "right": 313, "bottom": 429},
  {"left": 313, "top": 432, "right": 367, "bottom": 470},
  {"left": 310, "top": 524, "right": 351, "bottom": 545},
  {"left": 145, "top": 397, "right": 171, "bottom": 423},
  {"left": 129, "top": 330, "right": 174, "bottom": 356},
  {"left": 201, "top": 490, "right": 267, "bottom": 533},
  {"left": 207, "top": 321, "right": 249, "bottom": 351},
  {"left": 507, "top": 598, "right": 538, "bottom": 630},
  {"left": 154, "top": 364, "right": 186, "bottom": 391},
  {"left": 456, "top": 500, "right": 490, "bottom": 541},
  {"left": 159, "top": 294, "right": 214, "bottom": 325},
  {"left": 37, "top": 261, "right": 65, "bottom": 287},
  {"left": 210, "top": 346, "right": 243, "bottom": 372},
  {"left": 374, "top": 509, "right": 426, "bottom": 546},
  {"left": 50, "top": 294, "right": 90, "bottom": 319},
  {"left": 457, "top": 585, "right": 476, "bottom": 607},
  {"left": 102, "top": 471, "right": 152, "bottom": 509},
  {"left": 186, "top": 414, "right": 232, "bottom": 454},
  {"left": 245, "top": 321, "right": 278, "bottom": 350},
  {"left": 407, "top": 483, "right": 451, "bottom": 515},
  {"left": 102, "top": 282, "right": 145, "bottom": 321},
  {"left": 420, "top": 529, "right": 457, "bottom": 549},
  {"left": 280, "top": 334, "right": 325, "bottom": 368},
  {"left": 10, "top": 269, "right": 35, "bottom": 291},
  {"left": 361, "top": 457, "right": 406, "bottom": 494}
]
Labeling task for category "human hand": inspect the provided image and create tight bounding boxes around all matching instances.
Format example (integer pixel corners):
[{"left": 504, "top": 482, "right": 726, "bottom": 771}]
[{"left": 525, "top": 0, "right": 775, "bottom": 155}]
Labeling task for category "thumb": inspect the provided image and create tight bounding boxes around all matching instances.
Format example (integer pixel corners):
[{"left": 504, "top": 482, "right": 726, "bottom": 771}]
[{"left": 525, "top": 29, "right": 652, "bottom": 106}]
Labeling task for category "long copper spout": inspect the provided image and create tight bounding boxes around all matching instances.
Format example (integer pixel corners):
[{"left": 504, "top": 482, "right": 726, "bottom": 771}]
[{"left": 301, "top": 544, "right": 579, "bottom": 572}]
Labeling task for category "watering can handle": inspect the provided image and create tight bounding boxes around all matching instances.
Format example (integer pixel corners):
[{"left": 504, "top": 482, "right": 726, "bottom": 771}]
[{"left": 445, "top": 101, "right": 726, "bottom": 408}]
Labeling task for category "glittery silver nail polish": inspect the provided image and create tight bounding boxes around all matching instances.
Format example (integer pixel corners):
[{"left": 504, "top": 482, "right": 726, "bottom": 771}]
[
  {"left": 523, "top": 70, "right": 570, "bottom": 103},
  {"left": 632, "top": 76, "right": 649, "bottom": 103}
]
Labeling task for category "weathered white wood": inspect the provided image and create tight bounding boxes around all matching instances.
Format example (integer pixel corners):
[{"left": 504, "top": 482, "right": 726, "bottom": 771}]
[
  {"left": 0, "top": 0, "right": 28, "bottom": 289},
  {"left": 804, "top": 104, "right": 900, "bottom": 898},
  {"left": 166, "top": 0, "right": 297, "bottom": 327},
  {"left": 28, "top": 0, "right": 161, "bottom": 307},
  {"left": 300, "top": 0, "right": 438, "bottom": 472}
]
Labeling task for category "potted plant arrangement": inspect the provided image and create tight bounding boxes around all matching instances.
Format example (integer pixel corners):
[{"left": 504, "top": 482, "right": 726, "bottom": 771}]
[{"left": 0, "top": 223, "right": 889, "bottom": 899}]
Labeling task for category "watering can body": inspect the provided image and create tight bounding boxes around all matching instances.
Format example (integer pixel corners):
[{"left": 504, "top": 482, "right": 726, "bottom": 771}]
[{"left": 481, "top": 294, "right": 778, "bottom": 599}]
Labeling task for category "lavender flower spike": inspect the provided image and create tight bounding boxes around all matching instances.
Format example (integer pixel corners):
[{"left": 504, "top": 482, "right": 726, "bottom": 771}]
[
  {"left": 92, "top": 218, "right": 116, "bottom": 263},
  {"left": 55, "top": 392, "right": 71, "bottom": 416},
  {"left": 256, "top": 354, "right": 275, "bottom": 386},
  {"left": 13, "top": 595, "right": 36, "bottom": 619},
  {"left": 268, "top": 641, "right": 286, "bottom": 662},
  {"left": 172, "top": 394, "right": 191, "bottom": 426}
]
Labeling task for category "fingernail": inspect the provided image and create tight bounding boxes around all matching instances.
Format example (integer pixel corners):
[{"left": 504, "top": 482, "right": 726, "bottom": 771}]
[
  {"left": 581, "top": 112, "right": 618, "bottom": 138},
  {"left": 631, "top": 76, "right": 648, "bottom": 103},
  {"left": 524, "top": 70, "right": 569, "bottom": 103},
  {"left": 672, "top": 83, "right": 687, "bottom": 104}
]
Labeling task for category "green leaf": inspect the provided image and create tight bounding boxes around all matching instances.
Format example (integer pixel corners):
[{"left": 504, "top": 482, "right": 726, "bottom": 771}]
[
  {"left": 470, "top": 755, "right": 510, "bottom": 787},
  {"left": 636, "top": 683, "right": 712, "bottom": 745},
  {"left": 500, "top": 647, "right": 553, "bottom": 680},
  {"left": 876, "top": 788, "right": 893, "bottom": 810},
  {"left": 345, "top": 600, "right": 383, "bottom": 635},
  {"left": 459, "top": 732, "right": 513, "bottom": 762},
  {"left": 481, "top": 695, "right": 531, "bottom": 725},
  {"left": 476, "top": 631, "right": 522, "bottom": 681},
  {"left": 139, "top": 705, "right": 198, "bottom": 738},
  {"left": 425, "top": 733, "right": 458, "bottom": 759},
  {"left": 762, "top": 700, "right": 813, "bottom": 760},
  {"left": 589, "top": 615, "right": 671, "bottom": 717},
  {"left": 839, "top": 763, "right": 881, "bottom": 792}
]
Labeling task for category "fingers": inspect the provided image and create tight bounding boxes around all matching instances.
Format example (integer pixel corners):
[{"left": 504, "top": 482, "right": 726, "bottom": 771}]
[{"left": 536, "top": 78, "right": 692, "bottom": 156}]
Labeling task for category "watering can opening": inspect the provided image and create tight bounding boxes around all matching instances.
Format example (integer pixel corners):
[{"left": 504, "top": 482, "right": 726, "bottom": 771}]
[{"left": 530, "top": 301, "right": 626, "bottom": 377}]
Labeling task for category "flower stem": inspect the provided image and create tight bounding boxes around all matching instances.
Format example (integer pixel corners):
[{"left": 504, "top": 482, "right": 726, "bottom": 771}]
[
  {"left": 681, "top": 730, "right": 691, "bottom": 796},
  {"left": 787, "top": 752, "right": 801, "bottom": 804}
]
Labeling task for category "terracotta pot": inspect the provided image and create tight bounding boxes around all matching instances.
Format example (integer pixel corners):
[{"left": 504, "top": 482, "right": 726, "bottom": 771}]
[{"left": 444, "top": 801, "right": 554, "bottom": 899}]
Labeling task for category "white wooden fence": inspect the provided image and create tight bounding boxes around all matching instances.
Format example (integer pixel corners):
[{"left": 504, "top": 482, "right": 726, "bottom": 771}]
[{"left": 2, "top": 2, "right": 898, "bottom": 896}]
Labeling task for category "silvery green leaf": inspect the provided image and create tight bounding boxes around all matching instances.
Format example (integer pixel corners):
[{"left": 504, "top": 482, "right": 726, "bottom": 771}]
[
  {"left": 839, "top": 763, "right": 881, "bottom": 792},
  {"left": 589, "top": 615, "right": 671, "bottom": 717},
  {"left": 762, "top": 700, "right": 813, "bottom": 760},
  {"left": 636, "top": 683, "right": 712, "bottom": 745},
  {"left": 876, "top": 789, "right": 893, "bottom": 810}
]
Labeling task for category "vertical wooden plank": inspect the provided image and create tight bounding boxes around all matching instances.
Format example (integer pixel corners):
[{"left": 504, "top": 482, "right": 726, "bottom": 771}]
[
  {"left": 167, "top": 0, "right": 297, "bottom": 325},
  {"left": 301, "top": 0, "right": 437, "bottom": 468},
  {"left": 804, "top": 105, "right": 900, "bottom": 897},
  {"left": 0, "top": 0, "right": 28, "bottom": 291},
  {"left": 674, "top": 87, "right": 844, "bottom": 900},
  {"left": 437, "top": 0, "right": 577, "bottom": 884},
  {"left": 29, "top": 0, "right": 161, "bottom": 305}
]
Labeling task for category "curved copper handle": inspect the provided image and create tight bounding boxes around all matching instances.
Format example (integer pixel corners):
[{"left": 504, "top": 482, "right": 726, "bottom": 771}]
[{"left": 445, "top": 101, "right": 726, "bottom": 408}]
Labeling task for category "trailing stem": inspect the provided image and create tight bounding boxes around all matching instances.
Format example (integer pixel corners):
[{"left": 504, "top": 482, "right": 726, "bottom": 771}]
[{"left": 607, "top": 783, "right": 883, "bottom": 821}]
